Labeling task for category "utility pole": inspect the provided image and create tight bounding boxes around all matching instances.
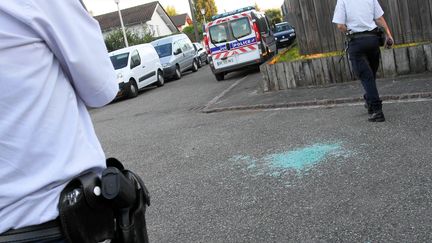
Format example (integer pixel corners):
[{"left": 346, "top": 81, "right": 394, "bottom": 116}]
[
  {"left": 114, "top": 0, "right": 129, "bottom": 47},
  {"left": 187, "top": 0, "right": 200, "bottom": 42}
]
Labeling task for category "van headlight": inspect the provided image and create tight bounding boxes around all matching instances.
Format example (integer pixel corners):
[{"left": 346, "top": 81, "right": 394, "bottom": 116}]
[{"left": 116, "top": 73, "right": 124, "bottom": 83}]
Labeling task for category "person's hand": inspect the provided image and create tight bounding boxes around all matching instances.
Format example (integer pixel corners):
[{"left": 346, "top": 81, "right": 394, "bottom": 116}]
[{"left": 385, "top": 35, "right": 394, "bottom": 49}]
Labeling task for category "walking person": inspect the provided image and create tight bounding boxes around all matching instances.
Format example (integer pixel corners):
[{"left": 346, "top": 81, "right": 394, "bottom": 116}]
[
  {"left": 333, "top": 0, "right": 393, "bottom": 122},
  {"left": 0, "top": 0, "right": 118, "bottom": 241}
]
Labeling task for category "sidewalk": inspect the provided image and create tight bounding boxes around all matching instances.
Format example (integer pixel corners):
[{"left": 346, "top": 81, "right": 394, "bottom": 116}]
[{"left": 203, "top": 72, "right": 432, "bottom": 113}]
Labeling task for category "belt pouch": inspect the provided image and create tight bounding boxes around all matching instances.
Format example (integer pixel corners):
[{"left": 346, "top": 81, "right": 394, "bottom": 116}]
[{"left": 58, "top": 172, "right": 115, "bottom": 243}]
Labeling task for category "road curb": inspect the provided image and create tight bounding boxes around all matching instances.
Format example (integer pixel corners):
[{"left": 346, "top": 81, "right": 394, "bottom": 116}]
[{"left": 202, "top": 92, "right": 432, "bottom": 113}]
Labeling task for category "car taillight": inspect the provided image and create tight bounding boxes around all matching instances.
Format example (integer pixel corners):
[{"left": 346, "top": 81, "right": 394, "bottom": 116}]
[
  {"left": 253, "top": 22, "right": 261, "bottom": 42},
  {"left": 204, "top": 35, "right": 211, "bottom": 54}
]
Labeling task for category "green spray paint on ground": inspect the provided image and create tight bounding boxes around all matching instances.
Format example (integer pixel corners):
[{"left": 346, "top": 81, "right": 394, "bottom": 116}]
[
  {"left": 231, "top": 143, "right": 347, "bottom": 177},
  {"left": 264, "top": 143, "right": 342, "bottom": 172}
]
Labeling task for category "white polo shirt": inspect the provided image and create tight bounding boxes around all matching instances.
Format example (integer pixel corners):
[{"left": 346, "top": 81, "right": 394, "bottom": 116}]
[
  {"left": 0, "top": 0, "right": 118, "bottom": 233},
  {"left": 333, "top": 0, "right": 384, "bottom": 33}
]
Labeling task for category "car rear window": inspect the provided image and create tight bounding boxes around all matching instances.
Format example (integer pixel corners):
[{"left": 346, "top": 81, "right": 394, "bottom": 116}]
[
  {"left": 154, "top": 43, "right": 172, "bottom": 58},
  {"left": 230, "top": 17, "right": 252, "bottom": 39},
  {"left": 209, "top": 23, "right": 229, "bottom": 44},
  {"left": 110, "top": 53, "right": 129, "bottom": 70}
]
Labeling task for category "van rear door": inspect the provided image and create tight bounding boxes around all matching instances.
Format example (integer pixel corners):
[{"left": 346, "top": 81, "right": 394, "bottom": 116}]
[{"left": 209, "top": 16, "right": 260, "bottom": 71}]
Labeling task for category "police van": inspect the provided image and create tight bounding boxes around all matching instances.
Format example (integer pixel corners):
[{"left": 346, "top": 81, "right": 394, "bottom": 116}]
[{"left": 204, "top": 6, "right": 277, "bottom": 81}]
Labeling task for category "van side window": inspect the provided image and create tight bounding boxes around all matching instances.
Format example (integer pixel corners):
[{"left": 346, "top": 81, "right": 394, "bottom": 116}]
[
  {"left": 130, "top": 50, "right": 141, "bottom": 69},
  {"left": 254, "top": 13, "right": 269, "bottom": 34},
  {"left": 173, "top": 41, "right": 182, "bottom": 54},
  {"left": 181, "top": 39, "right": 192, "bottom": 52}
]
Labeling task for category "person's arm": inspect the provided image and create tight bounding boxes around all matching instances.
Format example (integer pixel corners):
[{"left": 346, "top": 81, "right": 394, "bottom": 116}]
[
  {"left": 375, "top": 16, "right": 393, "bottom": 41},
  {"left": 373, "top": 0, "right": 393, "bottom": 44},
  {"left": 24, "top": 0, "right": 118, "bottom": 108},
  {"left": 332, "top": 0, "right": 347, "bottom": 34}
]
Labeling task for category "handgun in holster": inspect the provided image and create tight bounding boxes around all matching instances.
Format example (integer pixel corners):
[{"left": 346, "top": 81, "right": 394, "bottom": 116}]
[{"left": 102, "top": 158, "right": 151, "bottom": 243}]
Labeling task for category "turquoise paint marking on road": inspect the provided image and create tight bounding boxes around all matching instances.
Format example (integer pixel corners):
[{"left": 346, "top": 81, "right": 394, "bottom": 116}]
[
  {"left": 264, "top": 143, "right": 341, "bottom": 173},
  {"left": 231, "top": 143, "right": 347, "bottom": 178}
]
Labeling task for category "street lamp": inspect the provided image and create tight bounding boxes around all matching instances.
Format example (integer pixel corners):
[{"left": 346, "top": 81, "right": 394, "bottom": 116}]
[
  {"left": 200, "top": 8, "right": 206, "bottom": 25},
  {"left": 114, "top": 0, "right": 129, "bottom": 47}
]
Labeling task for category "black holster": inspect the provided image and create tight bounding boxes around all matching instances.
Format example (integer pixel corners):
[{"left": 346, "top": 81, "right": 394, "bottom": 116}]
[{"left": 58, "top": 158, "right": 150, "bottom": 243}]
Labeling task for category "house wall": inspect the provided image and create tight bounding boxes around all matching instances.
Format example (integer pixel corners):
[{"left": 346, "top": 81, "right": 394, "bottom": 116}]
[{"left": 146, "top": 6, "right": 174, "bottom": 37}]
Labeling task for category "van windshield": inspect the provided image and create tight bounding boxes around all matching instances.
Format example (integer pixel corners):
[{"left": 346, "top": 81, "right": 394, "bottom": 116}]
[
  {"left": 154, "top": 44, "right": 172, "bottom": 58},
  {"left": 110, "top": 53, "right": 129, "bottom": 70},
  {"left": 209, "top": 23, "right": 229, "bottom": 44},
  {"left": 230, "top": 18, "right": 252, "bottom": 39}
]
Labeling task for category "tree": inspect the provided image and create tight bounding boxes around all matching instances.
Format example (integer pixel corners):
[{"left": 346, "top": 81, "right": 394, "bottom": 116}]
[
  {"left": 265, "top": 9, "right": 282, "bottom": 26},
  {"left": 182, "top": 25, "right": 203, "bottom": 42},
  {"left": 104, "top": 25, "right": 154, "bottom": 52},
  {"left": 165, "top": 5, "right": 177, "bottom": 17},
  {"left": 193, "top": 0, "right": 217, "bottom": 23},
  {"left": 254, "top": 2, "right": 261, "bottom": 11}
]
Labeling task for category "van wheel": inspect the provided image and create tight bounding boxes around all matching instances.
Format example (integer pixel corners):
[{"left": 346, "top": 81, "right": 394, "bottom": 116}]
[
  {"left": 128, "top": 80, "right": 138, "bottom": 98},
  {"left": 156, "top": 70, "right": 164, "bottom": 87},
  {"left": 197, "top": 58, "right": 202, "bottom": 68},
  {"left": 174, "top": 65, "right": 181, "bottom": 80},
  {"left": 215, "top": 73, "right": 224, "bottom": 81},
  {"left": 192, "top": 60, "right": 198, "bottom": 72}
]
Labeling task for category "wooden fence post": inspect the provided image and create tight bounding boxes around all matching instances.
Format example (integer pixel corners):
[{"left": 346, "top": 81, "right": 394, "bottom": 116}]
[
  {"left": 394, "top": 47, "right": 410, "bottom": 75},
  {"left": 381, "top": 48, "right": 397, "bottom": 78},
  {"left": 408, "top": 45, "right": 426, "bottom": 74},
  {"left": 423, "top": 43, "right": 432, "bottom": 72}
]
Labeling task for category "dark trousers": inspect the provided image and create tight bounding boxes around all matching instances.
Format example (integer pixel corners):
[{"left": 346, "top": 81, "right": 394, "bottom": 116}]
[{"left": 348, "top": 36, "right": 382, "bottom": 112}]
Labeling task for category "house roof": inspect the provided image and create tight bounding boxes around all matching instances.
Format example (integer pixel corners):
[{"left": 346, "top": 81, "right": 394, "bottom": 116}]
[
  {"left": 94, "top": 1, "right": 159, "bottom": 31},
  {"left": 171, "top": 13, "right": 189, "bottom": 27}
]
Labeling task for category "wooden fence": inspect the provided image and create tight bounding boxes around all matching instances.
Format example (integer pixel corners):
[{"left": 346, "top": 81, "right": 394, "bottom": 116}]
[
  {"left": 283, "top": 0, "right": 432, "bottom": 55},
  {"left": 260, "top": 43, "right": 432, "bottom": 92}
]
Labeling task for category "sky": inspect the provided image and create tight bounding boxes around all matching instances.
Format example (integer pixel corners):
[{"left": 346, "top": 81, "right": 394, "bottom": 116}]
[{"left": 83, "top": 0, "right": 284, "bottom": 16}]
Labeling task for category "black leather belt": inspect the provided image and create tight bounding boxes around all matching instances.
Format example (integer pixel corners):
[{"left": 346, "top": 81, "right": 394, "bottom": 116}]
[
  {"left": 0, "top": 220, "right": 63, "bottom": 243},
  {"left": 348, "top": 29, "right": 379, "bottom": 39}
]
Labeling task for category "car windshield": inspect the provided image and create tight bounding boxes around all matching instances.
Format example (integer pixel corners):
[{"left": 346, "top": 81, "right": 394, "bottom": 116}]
[
  {"left": 154, "top": 43, "right": 172, "bottom": 58},
  {"left": 275, "top": 24, "right": 292, "bottom": 33},
  {"left": 110, "top": 53, "right": 129, "bottom": 70},
  {"left": 230, "top": 17, "right": 252, "bottom": 39},
  {"left": 209, "top": 23, "right": 229, "bottom": 44}
]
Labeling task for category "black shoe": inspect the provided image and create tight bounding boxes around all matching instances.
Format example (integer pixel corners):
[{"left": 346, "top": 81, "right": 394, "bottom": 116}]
[
  {"left": 368, "top": 111, "right": 385, "bottom": 122},
  {"left": 364, "top": 102, "right": 373, "bottom": 114}
]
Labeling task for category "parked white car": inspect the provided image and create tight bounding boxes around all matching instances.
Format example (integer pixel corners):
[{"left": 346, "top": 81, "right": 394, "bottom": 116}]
[{"left": 109, "top": 44, "right": 164, "bottom": 99}]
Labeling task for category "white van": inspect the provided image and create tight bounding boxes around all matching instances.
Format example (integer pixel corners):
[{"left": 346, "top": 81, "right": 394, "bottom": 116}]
[
  {"left": 151, "top": 34, "right": 198, "bottom": 80},
  {"left": 109, "top": 44, "right": 164, "bottom": 99},
  {"left": 204, "top": 6, "right": 277, "bottom": 81}
]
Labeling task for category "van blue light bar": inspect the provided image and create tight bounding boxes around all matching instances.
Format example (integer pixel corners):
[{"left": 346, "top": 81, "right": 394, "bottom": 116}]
[{"left": 211, "top": 6, "right": 255, "bottom": 21}]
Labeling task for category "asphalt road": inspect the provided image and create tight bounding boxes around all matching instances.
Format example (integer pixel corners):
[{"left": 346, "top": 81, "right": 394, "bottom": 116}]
[{"left": 90, "top": 65, "right": 432, "bottom": 242}]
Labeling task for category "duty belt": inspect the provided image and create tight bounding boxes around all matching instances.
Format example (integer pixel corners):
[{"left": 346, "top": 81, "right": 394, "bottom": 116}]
[
  {"left": 348, "top": 31, "right": 378, "bottom": 40},
  {"left": 0, "top": 220, "right": 63, "bottom": 243}
]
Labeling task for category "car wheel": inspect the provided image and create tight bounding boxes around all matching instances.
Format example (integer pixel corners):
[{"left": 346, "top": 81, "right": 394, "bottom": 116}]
[
  {"left": 197, "top": 58, "right": 202, "bottom": 68},
  {"left": 128, "top": 80, "right": 138, "bottom": 98},
  {"left": 215, "top": 73, "right": 224, "bottom": 81},
  {"left": 156, "top": 70, "right": 164, "bottom": 87},
  {"left": 205, "top": 58, "right": 209, "bottom": 64},
  {"left": 192, "top": 60, "right": 198, "bottom": 72},
  {"left": 174, "top": 65, "right": 181, "bottom": 80}
]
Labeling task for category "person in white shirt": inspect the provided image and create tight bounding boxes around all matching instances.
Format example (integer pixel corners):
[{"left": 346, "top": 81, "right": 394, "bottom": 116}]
[
  {"left": 333, "top": 0, "right": 393, "bottom": 122},
  {"left": 0, "top": 0, "right": 118, "bottom": 241}
]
